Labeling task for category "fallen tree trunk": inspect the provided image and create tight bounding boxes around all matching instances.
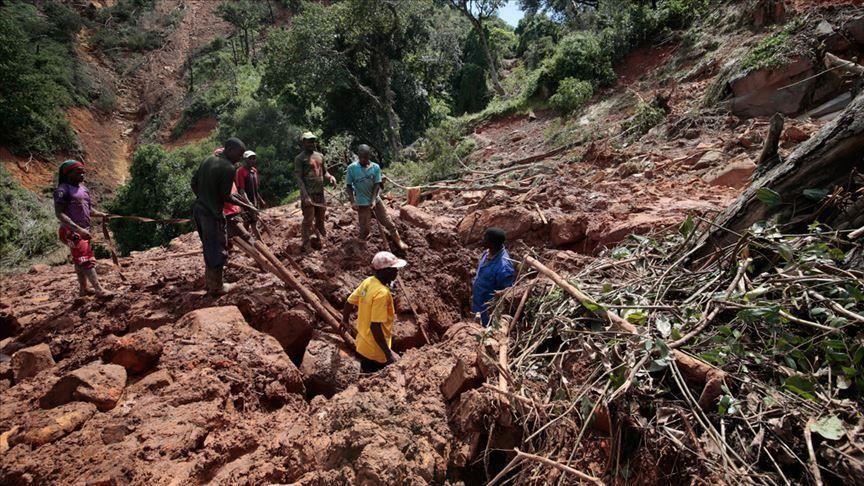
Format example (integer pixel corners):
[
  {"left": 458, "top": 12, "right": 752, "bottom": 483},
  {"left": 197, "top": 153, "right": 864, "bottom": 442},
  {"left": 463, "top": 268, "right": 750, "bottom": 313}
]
[{"left": 700, "top": 91, "right": 864, "bottom": 252}]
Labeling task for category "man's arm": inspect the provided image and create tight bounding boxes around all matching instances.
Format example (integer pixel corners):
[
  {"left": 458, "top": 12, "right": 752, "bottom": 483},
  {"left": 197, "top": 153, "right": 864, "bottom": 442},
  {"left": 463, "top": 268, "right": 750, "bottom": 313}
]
[
  {"left": 341, "top": 300, "right": 354, "bottom": 332},
  {"left": 371, "top": 182, "right": 382, "bottom": 207},
  {"left": 370, "top": 322, "right": 397, "bottom": 363},
  {"left": 294, "top": 158, "right": 310, "bottom": 202},
  {"left": 54, "top": 202, "right": 91, "bottom": 240}
]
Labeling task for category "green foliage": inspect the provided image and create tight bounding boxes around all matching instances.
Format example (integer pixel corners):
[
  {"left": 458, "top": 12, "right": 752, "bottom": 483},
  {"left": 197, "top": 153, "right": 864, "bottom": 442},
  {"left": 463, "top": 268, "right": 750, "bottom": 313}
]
[
  {"left": 107, "top": 144, "right": 199, "bottom": 253},
  {"left": 217, "top": 99, "right": 304, "bottom": 205},
  {"left": 91, "top": 0, "right": 171, "bottom": 53},
  {"left": 536, "top": 32, "right": 614, "bottom": 96},
  {"left": 0, "top": 1, "right": 86, "bottom": 155},
  {"left": 261, "top": 0, "right": 452, "bottom": 160},
  {"left": 740, "top": 26, "right": 795, "bottom": 72},
  {"left": 621, "top": 101, "right": 666, "bottom": 140},
  {"left": 387, "top": 119, "right": 473, "bottom": 187},
  {"left": 548, "top": 78, "right": 593, "bottom": 113},
  {"left": 0, "top": 167, "right": 58, "bottom": 267},
  {"left": 453, "top": 64, "right": 491, "bottom": 114}
]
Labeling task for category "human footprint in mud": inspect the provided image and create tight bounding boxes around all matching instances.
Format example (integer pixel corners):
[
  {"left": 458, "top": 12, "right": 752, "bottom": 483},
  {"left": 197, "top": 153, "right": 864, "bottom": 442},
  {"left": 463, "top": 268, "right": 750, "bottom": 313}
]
[
  {"left": 53, "top": 160, "right": 112, "bottom": 298},
  {"left": 341, "top": 251, "right": 407, "bottom": 373}
]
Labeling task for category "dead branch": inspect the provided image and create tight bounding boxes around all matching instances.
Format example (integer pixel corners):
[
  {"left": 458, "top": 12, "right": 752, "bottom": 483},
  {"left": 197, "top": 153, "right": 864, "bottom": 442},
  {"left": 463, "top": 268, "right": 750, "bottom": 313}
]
[{"left": 512, "top": 448, "right": 604, "bottom": 485}]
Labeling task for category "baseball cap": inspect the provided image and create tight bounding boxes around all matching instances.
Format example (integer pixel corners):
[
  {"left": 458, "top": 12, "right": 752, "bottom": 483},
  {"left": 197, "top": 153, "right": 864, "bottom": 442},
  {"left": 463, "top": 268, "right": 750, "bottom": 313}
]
[
  {"left": 372, "top": 251, "right": 407, "bottom": 270},
  {"left": 243, "top": 150, "right": 257, "bottom": 158},
  {"left": 301, "top": 131, "right": 317, "bottom": 141}
]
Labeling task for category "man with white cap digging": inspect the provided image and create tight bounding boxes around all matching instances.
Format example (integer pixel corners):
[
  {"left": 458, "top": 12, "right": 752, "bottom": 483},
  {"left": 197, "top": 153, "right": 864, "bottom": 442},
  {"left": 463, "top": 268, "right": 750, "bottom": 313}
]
[{"left": 341, "top": 251, "right": 407, "bottom": 373}]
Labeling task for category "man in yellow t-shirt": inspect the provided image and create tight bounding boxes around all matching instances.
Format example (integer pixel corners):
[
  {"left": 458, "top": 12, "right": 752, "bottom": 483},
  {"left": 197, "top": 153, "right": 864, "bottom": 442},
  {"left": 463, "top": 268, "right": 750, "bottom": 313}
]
[{"left": 341, "top": 251, "right": 407, "bottom": 373}]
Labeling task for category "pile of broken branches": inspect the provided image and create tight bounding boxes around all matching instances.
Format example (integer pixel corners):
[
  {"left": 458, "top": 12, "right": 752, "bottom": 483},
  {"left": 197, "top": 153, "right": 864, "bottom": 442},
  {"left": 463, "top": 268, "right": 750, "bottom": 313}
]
[{"left": 487, "top": 219, "right": 864, "bottom": 485}]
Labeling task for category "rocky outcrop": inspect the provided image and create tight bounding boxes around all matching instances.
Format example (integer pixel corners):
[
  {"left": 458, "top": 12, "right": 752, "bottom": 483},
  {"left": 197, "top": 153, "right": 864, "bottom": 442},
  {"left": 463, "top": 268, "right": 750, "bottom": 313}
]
[{"left": 729, "top": 57, "right": 816, "bottom": 118}]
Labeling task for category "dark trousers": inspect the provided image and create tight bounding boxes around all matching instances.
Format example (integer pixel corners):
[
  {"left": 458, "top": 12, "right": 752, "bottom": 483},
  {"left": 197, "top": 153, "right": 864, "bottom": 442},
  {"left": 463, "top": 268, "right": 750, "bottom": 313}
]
[
  {"left": 193, "top": 202, "right": 228, "bottom": 269},
  {"left": 360, "top": 356, "right": 387, "bottom": 373}
]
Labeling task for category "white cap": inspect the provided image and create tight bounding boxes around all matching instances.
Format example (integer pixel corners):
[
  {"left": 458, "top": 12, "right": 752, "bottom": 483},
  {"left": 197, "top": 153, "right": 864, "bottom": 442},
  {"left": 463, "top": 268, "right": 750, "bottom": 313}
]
[
  {"left": 243, "top": 150, "right": 257, "bottom": 159},
  {"left": 372, "top": 251, "right": 407, "bottom": 270}
]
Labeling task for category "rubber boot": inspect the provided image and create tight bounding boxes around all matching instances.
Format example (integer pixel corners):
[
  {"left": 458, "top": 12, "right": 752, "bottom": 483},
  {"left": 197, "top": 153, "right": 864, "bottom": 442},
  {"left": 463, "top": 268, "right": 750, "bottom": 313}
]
[
  {"left": 392, "top": 233, "right": 409, "bottom": 252},
  {"left": 84, "top": 267, "right": 113, "bottom": 298},
  {"left": 206, "top": 267, "right": 235, "bottom": 297}
]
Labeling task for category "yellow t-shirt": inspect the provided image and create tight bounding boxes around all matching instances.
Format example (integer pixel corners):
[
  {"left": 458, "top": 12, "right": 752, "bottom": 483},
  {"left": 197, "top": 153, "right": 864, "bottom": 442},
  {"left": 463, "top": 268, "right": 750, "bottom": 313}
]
[{"left": 348, "top": 276, "right": 395, "bottom": 363}]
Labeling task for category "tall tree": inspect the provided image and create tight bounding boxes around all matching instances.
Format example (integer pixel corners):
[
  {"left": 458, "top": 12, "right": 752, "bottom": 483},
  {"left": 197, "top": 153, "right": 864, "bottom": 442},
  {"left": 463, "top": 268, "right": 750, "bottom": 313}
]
[
  {"left": 262, "top": 0, "right": 440, "bottom": 159},
  {"left": 440, "top": 0, "right": 506, "bottom": 95},
  {"left": 217, "top": 0, "right": 267, "bottom": 62}
]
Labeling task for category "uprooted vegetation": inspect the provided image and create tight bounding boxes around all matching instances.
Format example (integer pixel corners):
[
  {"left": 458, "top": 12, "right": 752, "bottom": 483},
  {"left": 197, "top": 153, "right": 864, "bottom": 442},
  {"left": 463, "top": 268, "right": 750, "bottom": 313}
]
[{"left": 486, "top": 220, "right": 864, "bottom": 484}]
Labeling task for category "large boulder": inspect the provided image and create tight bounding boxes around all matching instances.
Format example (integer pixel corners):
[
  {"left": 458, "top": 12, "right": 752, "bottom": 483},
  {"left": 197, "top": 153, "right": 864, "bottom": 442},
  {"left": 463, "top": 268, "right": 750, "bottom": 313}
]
[
  {"left": 729, "top": 57, "right": 815, "bottom": 118},
  {"left": 163, "top": 306, "right": 305, "bottom": 397},
  {"left": 457, "top": 205, "right": 543, "bottom": 243},
  {"left": 399, "top": 205, "right": 454, "bottom": 230},
  {"left": 40, "top": 363, "right": 127, "bottom": 412},
  {"left": 237, "top": 297, "right": 314, "bottom": 361},
  {"left": 300, "top": 338, "right": 360, "bottom": 398},
  {"left": 102, "top": 328, "right": 163, "bottom": 374},
  {"left": 11, "top": 343, "right": 55, "bottom": 382}
]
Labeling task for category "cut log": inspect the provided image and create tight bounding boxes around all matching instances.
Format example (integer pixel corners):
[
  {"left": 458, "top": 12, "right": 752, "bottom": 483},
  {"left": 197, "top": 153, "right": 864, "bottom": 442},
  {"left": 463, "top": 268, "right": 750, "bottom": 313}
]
[{"left": 700, "top": 91, "right": 864, "bottom": 252}]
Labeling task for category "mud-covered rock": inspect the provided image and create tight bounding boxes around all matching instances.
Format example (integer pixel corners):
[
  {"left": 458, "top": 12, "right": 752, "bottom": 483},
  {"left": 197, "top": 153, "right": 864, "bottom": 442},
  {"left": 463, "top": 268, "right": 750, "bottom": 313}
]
[
  {"left": 400, "top": 205, "right": 449, "bottom": 230},
  {"left": 391, "top": 316, "right": 426, "bottom": 352},
  {"left": 11, "top": 343, "right": 55, "bottom": 382},
  {"left": 729, "top": 57, "right": 815, "bottom": 118},
  {"left": 549, "top": 214, "right": 588, "bottom": 247},
  {"left": 441, "top": 358, "right": 481, "bottom": 401},
  {"left": 300, "top": 338, "right": 360, "bottom": 398},
  {"left": 102, "top": 328, "right": 162, "bottom": 374},
  {"left": 8, "top": 402, "right": 97, "bottom": 449},
  {"left": 162, "top": 306, "right": 305, "bottom": 396},
  {"left": 238, "top": 297, "right": 314, "bottom": 360},
  {"left": 40, "top": 363, "right": 127, "bottom": 412},
  {"left": 458, "top": 205, "right": 543, "bottom": 243},
  {"left": 702, "top": 154, "right": 756, "bottom": 188}
]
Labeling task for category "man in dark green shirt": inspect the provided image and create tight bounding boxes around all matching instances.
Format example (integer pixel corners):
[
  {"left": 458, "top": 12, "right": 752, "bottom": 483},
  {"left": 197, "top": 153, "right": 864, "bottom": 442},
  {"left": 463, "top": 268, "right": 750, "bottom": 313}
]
[
  {"left": 191, "top": 137, "right": 251, "bottom": 296},
  {"left": 294, "top": 131, "right": 336, "bottom": 251}
]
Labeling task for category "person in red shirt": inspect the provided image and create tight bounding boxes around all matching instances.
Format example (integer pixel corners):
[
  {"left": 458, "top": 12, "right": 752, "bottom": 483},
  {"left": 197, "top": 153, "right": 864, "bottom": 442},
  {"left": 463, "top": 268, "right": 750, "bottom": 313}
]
[{"left": 236, "top": 150, "right": 265, "bottom": 239}]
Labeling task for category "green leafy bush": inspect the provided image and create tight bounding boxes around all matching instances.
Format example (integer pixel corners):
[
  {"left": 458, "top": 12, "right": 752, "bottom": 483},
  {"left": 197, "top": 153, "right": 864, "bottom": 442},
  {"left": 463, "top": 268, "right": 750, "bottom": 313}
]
[
  {"left": 621, "top": 101, "right": 666, "bottom": 140},
  {"left": 107, "top": 145, "right": 198, "bottom": 254},
  {"left": 0, "top": 2, "right": 84, "bottom": 155},
  {"left": 91, "top": 0, "right": 167, "bottom": 53},
  {"left": 536, "top": 32, "right": 614, "bottom": 96},
  {"left": 548, "top": 78, "right": 594, "bottom": 114},
  {"left": 0, "top": 167, "right": 58, "bottom": 267},
  {"left": 388, "top": 119, "right": 472, "bottom": 188}
]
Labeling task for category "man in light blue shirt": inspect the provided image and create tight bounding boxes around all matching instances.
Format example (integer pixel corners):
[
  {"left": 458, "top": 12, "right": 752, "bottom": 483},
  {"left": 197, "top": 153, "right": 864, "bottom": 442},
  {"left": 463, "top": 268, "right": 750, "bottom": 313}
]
[{"left": 345, "top": 144, "right": 408, "bottom": 250}]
